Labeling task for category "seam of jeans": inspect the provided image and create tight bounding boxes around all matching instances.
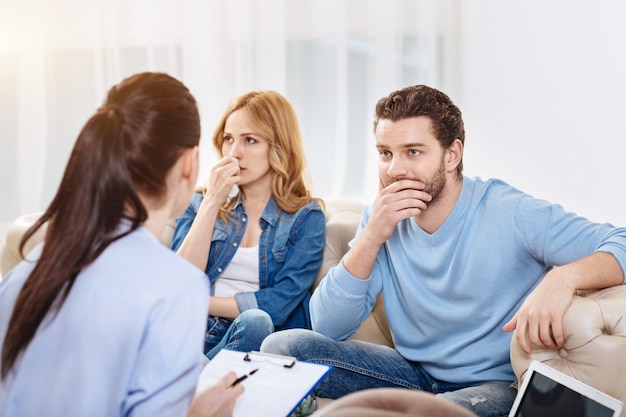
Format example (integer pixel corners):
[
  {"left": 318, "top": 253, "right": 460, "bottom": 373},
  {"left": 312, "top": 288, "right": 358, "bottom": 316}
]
[
  {"left": 305, "top": 357, "right": 425, "bottom": 390},
  {"left": 232, "top": 318, "right": 241, "bottom": 346}
]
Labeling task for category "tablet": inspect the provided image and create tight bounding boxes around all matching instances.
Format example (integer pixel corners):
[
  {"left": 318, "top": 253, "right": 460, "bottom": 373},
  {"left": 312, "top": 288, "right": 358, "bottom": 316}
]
[{"left": 508, "top": 360, "right": 623, "bottom": 417}]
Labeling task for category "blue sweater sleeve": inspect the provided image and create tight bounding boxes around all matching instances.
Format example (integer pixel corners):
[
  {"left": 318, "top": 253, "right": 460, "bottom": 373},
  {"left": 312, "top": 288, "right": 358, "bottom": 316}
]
[
  {"left": 514, "top": 195, "right": 626, "bottom": 281},
  {"left": 310, "top": 204, "right": 384, "bottom": 340}
]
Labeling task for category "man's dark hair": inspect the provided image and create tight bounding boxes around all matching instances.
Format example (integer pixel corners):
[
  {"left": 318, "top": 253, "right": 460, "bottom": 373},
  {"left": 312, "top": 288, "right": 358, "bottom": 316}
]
[{"left": 374, "top": 85, "right": 465, "bottom": 175}]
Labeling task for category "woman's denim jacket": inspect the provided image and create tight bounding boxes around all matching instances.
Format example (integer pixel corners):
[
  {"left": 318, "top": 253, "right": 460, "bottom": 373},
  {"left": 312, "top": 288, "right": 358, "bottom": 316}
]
[{"left": 171, "top": 192, "right": 326, "bottom": 330}]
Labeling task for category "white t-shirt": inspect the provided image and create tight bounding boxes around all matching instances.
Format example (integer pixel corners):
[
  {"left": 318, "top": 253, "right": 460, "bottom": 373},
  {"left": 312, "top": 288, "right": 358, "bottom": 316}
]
[{"left": 213, "top": 245, "right": 260, "bottom": 296}]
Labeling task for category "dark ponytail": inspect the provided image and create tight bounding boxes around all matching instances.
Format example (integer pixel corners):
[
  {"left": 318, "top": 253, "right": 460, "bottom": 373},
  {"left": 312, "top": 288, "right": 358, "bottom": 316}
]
[{"left": 1, "top": 72, "right": 200, "bottom": 379}]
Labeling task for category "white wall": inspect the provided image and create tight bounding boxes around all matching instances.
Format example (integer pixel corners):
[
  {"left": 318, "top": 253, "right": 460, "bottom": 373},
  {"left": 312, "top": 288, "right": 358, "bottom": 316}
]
[
  {"left": 3, "top": 1, "right": 626, "bottom": 264},
  {"left": 460, "top": 0, "right": 626, "bottom": 226}
]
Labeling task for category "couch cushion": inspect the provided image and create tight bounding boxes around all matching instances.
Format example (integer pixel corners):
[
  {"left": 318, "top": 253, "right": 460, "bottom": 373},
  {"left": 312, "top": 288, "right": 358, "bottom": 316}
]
[
  {"left": 510, "top": 285, "right": 626, "bottom": 408},
  {"left": 1, "top": 212, "right": 46, "bottom": 278},
  {"left": 314, "top": 199, "right": 365, "bottom": 289},
  {"left": 315, "top": 199, "right": 394, "bottom": 348}
]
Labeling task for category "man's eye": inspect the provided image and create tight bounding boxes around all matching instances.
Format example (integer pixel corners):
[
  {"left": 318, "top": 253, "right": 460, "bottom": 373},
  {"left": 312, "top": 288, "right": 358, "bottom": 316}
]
[
  {"left": 379, "top": 150, "right": 391, "bottom": 157},
  {"left": 408, "top": 149, "right": 420, "bottom": 156}
]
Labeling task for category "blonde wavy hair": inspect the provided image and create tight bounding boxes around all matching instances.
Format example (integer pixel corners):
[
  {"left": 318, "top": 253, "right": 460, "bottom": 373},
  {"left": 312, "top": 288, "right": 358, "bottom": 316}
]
[{"left": 211, "top": 91, "right": 322, "bottom": 219}]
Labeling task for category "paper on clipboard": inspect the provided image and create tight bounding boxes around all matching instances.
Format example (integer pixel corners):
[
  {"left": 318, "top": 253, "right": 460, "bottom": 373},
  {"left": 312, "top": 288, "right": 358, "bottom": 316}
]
[{"left": 196, "top": 349, "right": 332, "bottom": 417}]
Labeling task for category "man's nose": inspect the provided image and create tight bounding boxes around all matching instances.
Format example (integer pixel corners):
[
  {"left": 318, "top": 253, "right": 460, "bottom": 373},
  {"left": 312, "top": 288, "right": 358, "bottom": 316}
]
[{"left": 387, "top": 157, "right": 408, "bottom": 179}]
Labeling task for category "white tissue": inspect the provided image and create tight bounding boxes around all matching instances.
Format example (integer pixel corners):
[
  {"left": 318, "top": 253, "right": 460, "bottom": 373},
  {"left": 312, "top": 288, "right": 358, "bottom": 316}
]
[
  {"left": 227, "top": 157, "right": 239, "bottom": 201},
  {"left": 227, "top": 184, "right": 239, "bottom": 200}
]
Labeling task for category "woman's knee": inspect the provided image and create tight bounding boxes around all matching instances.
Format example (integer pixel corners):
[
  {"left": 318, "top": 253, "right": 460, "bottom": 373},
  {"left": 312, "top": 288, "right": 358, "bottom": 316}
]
[{"left": 236, "top": 309, "right": 273, "bottom": 331}]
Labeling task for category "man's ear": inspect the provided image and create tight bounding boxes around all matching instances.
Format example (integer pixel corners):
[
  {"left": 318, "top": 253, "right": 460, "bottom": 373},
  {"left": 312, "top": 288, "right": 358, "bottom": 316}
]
[{"left": 446, "top": 139, "right": 463, "bottom": 171}]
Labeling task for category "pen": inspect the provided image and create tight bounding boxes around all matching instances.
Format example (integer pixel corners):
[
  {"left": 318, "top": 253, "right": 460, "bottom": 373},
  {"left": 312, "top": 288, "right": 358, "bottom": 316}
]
[{"left": 230, "top": 368, "right": 259, "bottom": 387}]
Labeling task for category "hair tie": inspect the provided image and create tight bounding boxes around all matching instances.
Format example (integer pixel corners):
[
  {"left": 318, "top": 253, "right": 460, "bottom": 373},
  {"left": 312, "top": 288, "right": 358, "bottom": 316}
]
[{"left": 104, "top": 105, "right": 124, "bottom": 122}]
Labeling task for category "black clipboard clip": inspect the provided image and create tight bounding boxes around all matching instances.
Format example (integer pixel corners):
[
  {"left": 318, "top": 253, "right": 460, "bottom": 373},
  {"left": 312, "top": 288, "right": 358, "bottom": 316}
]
[{"left": 243, "top": 350, "right": 297, "bottom": 368}]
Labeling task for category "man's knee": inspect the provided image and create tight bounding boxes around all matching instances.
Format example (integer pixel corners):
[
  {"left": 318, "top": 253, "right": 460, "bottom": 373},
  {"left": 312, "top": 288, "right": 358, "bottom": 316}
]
[{"left": 260, "top": 328, "right": 319, "bottom": 356}]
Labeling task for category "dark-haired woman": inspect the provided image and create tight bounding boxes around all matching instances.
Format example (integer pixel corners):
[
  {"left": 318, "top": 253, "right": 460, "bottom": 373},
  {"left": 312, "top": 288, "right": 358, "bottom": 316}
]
[{"left": 0, "top": 72, "right": 242, "bottom": 417}]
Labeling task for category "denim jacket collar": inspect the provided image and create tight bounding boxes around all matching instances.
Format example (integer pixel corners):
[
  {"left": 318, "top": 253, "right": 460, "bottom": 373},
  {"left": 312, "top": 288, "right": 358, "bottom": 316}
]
[{"left": 231, "top": 194, "right": 279, "bottom": 228}]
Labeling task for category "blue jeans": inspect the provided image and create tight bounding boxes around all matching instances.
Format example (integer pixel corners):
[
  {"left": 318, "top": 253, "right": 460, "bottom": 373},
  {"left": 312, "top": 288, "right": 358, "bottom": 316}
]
[
  {"left": 260, "top": 329, "right": 518, "bottom": 417},
  {"left": 204, "top": 309, "right": 274, "bottom": 360}
]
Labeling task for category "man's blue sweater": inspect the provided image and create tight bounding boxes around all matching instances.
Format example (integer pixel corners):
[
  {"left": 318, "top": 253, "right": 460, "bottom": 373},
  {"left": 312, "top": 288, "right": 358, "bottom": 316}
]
[{"left": 311, "top": 176, "right": 626, "bottom": 383}]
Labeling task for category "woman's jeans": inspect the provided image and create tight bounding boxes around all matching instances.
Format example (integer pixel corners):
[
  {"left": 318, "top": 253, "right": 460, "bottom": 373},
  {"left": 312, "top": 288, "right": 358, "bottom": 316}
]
[
  {"left": 260, "top": 329, "right": 518, "bottom": 417},
  {"left": 204, "top": 309, "right": 274, "bottom": 360}
]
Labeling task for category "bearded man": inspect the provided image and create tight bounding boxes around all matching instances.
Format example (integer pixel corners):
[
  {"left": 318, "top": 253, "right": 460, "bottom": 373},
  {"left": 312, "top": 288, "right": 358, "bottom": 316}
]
[{"left": 260, "top": 85, "right": 626, "bottom": 417}]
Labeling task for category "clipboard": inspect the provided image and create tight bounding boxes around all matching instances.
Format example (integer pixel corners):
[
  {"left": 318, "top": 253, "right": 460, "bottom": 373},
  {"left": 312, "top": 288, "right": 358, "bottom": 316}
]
[{"left": 196, "top": 349, "right": 332, "bottom": 417}]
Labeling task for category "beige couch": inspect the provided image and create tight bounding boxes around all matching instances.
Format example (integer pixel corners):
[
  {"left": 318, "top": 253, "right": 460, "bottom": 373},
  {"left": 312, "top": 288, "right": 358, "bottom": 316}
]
[{"left": 2, "top": 199, "right": 625, "bottom": 415}]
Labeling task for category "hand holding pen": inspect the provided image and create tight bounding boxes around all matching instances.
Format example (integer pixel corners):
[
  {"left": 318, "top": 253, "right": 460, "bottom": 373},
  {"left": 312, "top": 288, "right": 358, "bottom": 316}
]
[
  {"left": 189, "top": 371, "right": 244, "bottom": 417},
  {"left": 230, "top": 368, "right": 259, "bottom": 387}
]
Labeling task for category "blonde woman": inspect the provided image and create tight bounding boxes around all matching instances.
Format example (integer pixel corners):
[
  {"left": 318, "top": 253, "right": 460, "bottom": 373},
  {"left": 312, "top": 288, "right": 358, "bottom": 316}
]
[{"left": 171, "top": 91, "right": 325, "bottom": 360}]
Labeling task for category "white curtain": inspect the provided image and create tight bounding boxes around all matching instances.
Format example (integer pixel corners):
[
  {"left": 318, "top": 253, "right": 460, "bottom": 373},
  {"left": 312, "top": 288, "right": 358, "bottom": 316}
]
[{"left": 0, "top": 0, "right": 463, "bottom": 242}]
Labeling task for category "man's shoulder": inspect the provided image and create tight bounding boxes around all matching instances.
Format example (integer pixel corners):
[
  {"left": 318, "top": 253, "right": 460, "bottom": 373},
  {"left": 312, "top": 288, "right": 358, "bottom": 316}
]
[
  {"left": 466, "top": 176, "right": 529, "bottom": 202},
  {"left": 465, "top": 176, "right": 564, "bottom": 230},
  {"left": 467, "top": 175, "right": 517, "bottom": 191}
]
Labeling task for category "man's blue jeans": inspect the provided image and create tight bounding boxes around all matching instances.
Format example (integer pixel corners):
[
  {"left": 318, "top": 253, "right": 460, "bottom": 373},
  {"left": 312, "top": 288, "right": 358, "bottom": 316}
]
[
  {"left": 261, "top": 329, "right": 517, "bottom": 417},
  {"left": 204, "top": 309, "right": 274, "bottom": 360}
]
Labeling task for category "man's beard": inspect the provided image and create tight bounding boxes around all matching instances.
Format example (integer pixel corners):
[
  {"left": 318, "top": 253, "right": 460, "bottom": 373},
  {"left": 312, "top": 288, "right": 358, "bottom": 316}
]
[
  {"left": 423, "top": 156, "right": 447, "bottom": 206},
  {"left": 381, "top": 155, "right": 447, "bottom": 205}
]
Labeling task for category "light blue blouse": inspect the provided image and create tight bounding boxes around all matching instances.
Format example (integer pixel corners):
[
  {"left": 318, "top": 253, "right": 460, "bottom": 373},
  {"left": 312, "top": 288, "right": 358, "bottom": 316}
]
[{"left": 0, "top": 226, "right": 209, "bottom": 417}]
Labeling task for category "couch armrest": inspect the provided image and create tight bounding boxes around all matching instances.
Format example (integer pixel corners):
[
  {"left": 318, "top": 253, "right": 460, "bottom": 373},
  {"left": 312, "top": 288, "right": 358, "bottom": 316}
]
[
  {"left": 314, "top": 388, "right": 478, "bottom": 417},
  {"left": 510, "top": 285, "right": 626, "bottom": 414},
  {"left": 313, "top": 199, "right": 395, "bottom": 348},
  {"left": 1, "top": 212, "right": 47, "bottom": 278},
  {"left": 313, "top": 199, "right": 365, "bottom": 290}
]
